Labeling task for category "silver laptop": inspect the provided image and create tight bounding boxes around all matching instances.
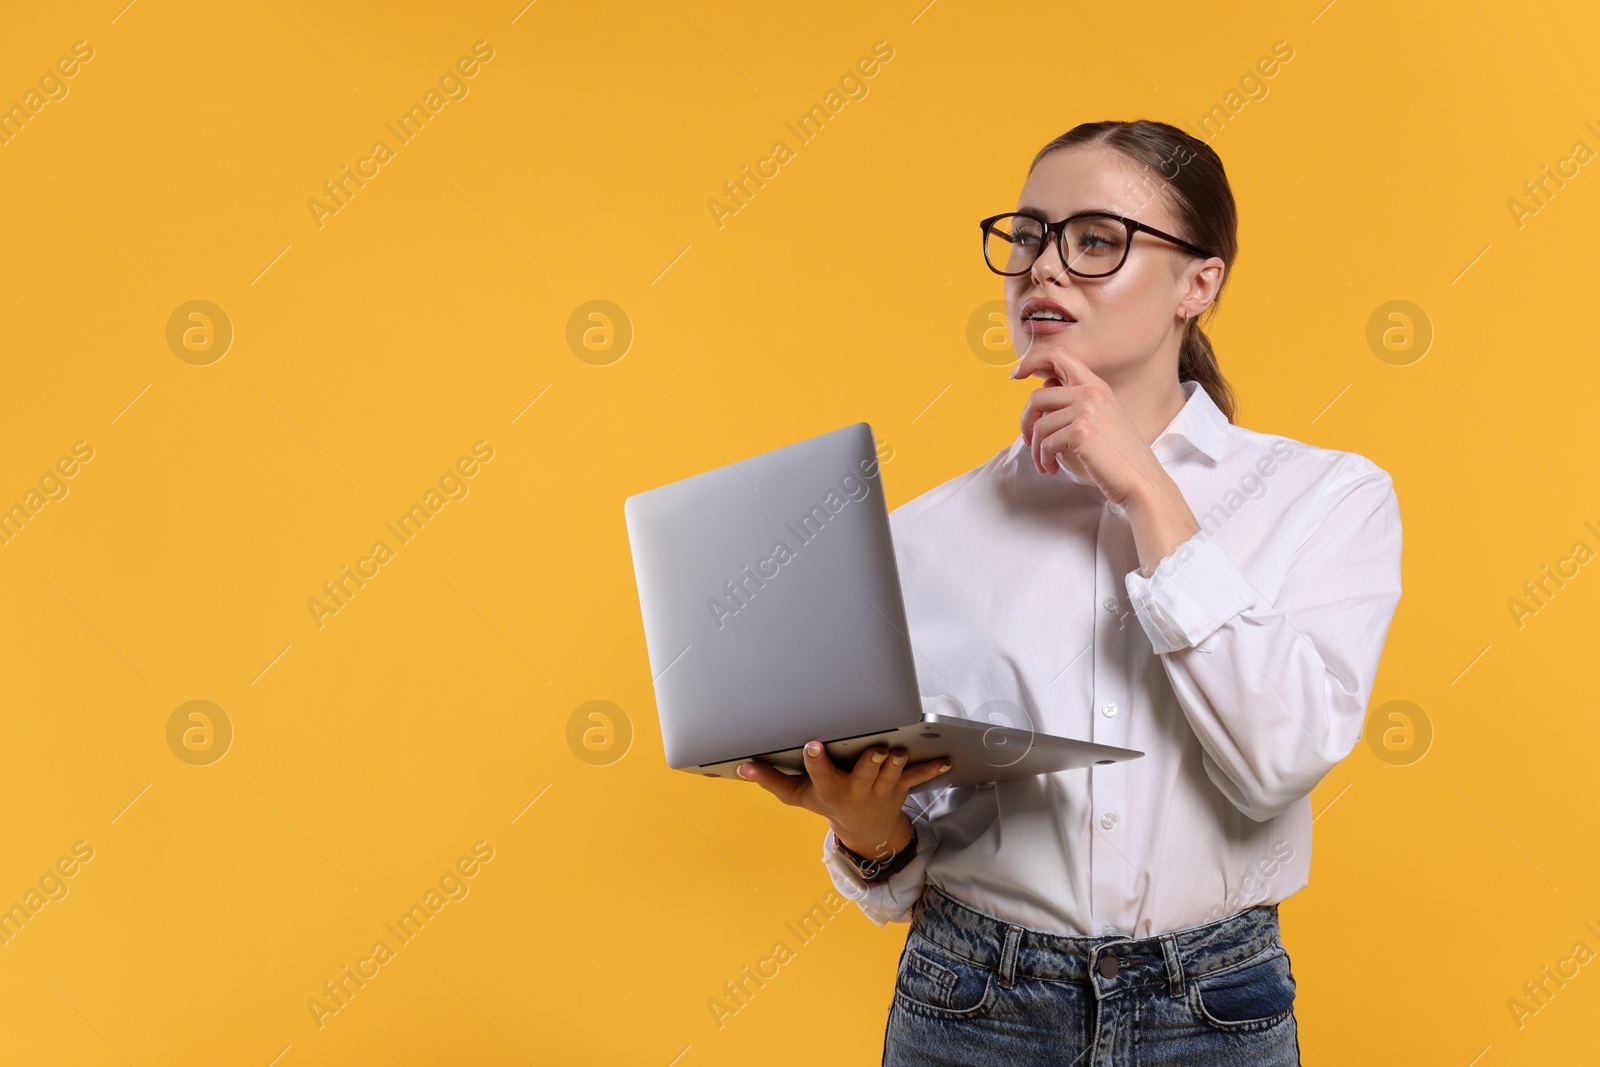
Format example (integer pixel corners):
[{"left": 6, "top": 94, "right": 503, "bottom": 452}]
[{"left": 623, "top": 422, "right": 1142, "bottom": 794}]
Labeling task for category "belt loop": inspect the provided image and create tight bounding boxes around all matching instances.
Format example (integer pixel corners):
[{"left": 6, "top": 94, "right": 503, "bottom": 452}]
[
  {"left": 1160, "top": 933, "right": 1184, "bottom": 998},
  {"left": 998, "top": 925, "right": 1023, "bottom": 989}
]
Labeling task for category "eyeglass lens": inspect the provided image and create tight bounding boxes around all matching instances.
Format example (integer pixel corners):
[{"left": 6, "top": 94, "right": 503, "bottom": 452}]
[{"left": 985, "top": 214, "right": 1128, "bottom": 277}]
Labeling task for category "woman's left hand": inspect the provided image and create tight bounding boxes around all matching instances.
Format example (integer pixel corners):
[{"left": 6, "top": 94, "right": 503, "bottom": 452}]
[{"left": 1013, "top": 349, "right": 1171, "bottom": 510}]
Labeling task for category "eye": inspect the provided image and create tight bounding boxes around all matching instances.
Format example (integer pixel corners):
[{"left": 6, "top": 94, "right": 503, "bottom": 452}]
[{"left": 1067, "top": 221, "right": 1124, "bottom": 255}]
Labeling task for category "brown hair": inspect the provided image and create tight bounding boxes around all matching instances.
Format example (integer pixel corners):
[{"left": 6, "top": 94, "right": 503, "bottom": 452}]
[{"left": 1028, "top": 119, "right": 1239, "bottom": 424}]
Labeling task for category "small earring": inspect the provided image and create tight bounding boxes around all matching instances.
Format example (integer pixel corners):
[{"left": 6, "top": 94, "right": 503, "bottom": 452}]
[{"left": 1179, "top": 309, "right": 1188, "bottom": 323}]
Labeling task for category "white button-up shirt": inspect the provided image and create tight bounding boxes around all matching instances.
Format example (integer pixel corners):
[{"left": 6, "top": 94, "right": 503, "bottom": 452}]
[{"left": 822, "top": 379, "right": 1403, "bottom": 937}]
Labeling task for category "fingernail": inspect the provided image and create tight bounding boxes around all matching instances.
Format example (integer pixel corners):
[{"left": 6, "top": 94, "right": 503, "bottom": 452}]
[
  {"left": 891, "top": 754, "right": 906, "bottom": 765},
  {"left": 805, "top": 742, "right": 821, "bottom": 756},
  {"left": 737, "top": 763, "right": 754, "bottom": 778},
  {"left": 1010, "top": 364, "right": 1024, "bottom": 379},
  {"left": 871, "top": 751, "right": 887, "bottom": 763},
  {"left": 938, "top": 764, "right": 952, "bottom": 773}
]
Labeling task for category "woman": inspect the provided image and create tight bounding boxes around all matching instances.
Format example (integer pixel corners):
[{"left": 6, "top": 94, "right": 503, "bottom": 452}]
[{"left": 738, "top": 119, "right": 1403, "bottom": 1065}]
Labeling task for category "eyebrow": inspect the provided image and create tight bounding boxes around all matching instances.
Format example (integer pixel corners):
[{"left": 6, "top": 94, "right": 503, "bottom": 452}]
[{"left": 1016, "top": 205, "right": 1122, "bottom": 220}]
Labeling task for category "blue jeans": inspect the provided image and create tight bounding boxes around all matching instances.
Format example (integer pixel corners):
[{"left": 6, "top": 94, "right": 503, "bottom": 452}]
[{"left": 884, "top": 884, "right": 1300, "bottom": 1066}]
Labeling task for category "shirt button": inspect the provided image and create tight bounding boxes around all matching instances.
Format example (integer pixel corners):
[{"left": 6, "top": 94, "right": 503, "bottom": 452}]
[
  {"left": 1100, "top": 812, "right": 1117, "bottom": 830},
  {"left": 1107, "top": 501, "right": 1123, "bottom": 516},
  {"left": 1102, "top": 597, "right": 1120, "bottom": 613},
  {"left": 1101, "top": 702, "right": 1118, "bottom": 718}
]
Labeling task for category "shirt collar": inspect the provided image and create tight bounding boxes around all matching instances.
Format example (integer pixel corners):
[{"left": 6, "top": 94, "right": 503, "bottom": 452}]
[
  {"left": 1005, "top": 378, "right": 1229, "bottom": 479},
  {"left": 1151, "top": 378, "right": 1229, "bottom": 463}
]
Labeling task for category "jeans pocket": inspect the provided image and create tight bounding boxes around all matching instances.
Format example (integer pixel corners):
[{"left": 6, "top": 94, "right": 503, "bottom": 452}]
[
  {"left": 894, "top": 930, "right": 994, "bottom": 1019},
  {"left": 1186, "top": 943, "right": 1297, "bottom": 1033}
]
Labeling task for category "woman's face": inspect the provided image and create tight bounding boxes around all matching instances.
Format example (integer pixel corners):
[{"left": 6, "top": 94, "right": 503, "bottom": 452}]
[{"left": 1007, "top": 144, "right": 1218, "bottom": 382}]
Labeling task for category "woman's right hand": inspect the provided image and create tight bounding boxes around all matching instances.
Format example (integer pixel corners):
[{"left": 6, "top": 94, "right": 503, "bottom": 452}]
[{"left": 738, "top": 741, "right": 952, "bottom": 851}]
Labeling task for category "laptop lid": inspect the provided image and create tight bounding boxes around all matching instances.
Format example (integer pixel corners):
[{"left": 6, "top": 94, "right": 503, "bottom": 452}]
[{"left": 624, "top": 423, "right": 921, "bottom": 769}]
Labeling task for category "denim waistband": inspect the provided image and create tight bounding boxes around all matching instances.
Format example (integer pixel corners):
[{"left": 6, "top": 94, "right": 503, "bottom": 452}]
[{"left": 909, "top": 883, "right": 1281, "bottom": 995}]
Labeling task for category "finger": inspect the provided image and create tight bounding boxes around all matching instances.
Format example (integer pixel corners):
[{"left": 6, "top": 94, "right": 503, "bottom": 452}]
[
  {"left": 1051, "top": 351, "right": 1099, "bottom": 388},
  {"left": 1039, "top": 420, "right": 1082, "bottom": 475},
  {"left": 1044, "top": 435, "right": 1089, "bottom": 480},
  {"left": 850, "top": 745, "right": 893, "bottom": 786},
  {"left": 871, "top": 748, "right": 911, "bottom": 795},
  {"left": 802, "top": 739, "right": 851, "bottom": 789},
  {"left": 898, "top": 756, "right": 955, "bottom": 791},
  {"left": 1012, "top": 348, "right": 1064, "bottom": 383},
  {"left": 737, "top": 760, "right": 807, "bottom": 805},
  {"left": 1011, "top": 348, "right": 1049, "bottom": 382},
  {"left": 1035, "top": 414, "right": 1073, "bottom": 475},
  {"left": 1029, "top": 408, "right": 1072, "bottom": 473},
  {"left": 1019, "top": 380, "right": 1072, "bottom": 449}
]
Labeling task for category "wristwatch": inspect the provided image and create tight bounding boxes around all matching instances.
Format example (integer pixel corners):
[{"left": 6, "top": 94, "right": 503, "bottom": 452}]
[{"left": 834, "top": 826, "right": 918, "bottom": 882}]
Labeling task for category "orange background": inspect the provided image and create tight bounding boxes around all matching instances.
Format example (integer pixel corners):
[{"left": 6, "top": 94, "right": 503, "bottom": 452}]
[{"left": 1, "top": 1, "right": 1596, "bottom": 1064}]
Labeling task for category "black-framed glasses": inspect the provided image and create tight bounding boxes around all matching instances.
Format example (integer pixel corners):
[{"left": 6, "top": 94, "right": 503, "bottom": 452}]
[{"left": 979, "top": 210, "right": 1214, "bottom": 278}]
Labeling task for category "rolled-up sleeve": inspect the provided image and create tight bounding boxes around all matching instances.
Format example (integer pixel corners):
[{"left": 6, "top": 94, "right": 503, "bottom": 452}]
[
  {"left": 1123, "top": 458, "right": 1403, "bottom": 822},
  {"left": 821, "top": 696, "right": 974, "bottom": 926},
  {"left": 822, "top": 788, "right": 954, "bottom": 926}
]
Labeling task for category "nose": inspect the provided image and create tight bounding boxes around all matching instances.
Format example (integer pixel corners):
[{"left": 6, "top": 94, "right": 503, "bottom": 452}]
[{"left": 1029, "top": 233, "right": 1071, "bottom": 287}]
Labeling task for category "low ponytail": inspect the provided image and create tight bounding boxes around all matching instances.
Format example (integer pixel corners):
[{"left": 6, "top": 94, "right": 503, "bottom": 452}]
[{"left": 1178, "top": 317, "right": 1237, "bottom": 423}]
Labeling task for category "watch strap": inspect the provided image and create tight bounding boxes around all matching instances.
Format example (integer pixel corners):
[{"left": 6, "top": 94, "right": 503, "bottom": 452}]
[{"left": 835, "top": 826, "right": 918, "bottom": 882}]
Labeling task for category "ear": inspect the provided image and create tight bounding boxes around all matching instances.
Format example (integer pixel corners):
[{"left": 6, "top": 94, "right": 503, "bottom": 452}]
[{"left": 1182, "top": 256, "right": 1226, "bottom": 319}]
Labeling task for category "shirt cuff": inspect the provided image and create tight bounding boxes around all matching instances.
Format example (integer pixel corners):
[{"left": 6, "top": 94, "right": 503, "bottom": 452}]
[
  {"left": 1123, "top": 530, "right": 1259, "bottom": 654},
  {"left": 821, "top": 824, "right": 933, "bottom": 927}
]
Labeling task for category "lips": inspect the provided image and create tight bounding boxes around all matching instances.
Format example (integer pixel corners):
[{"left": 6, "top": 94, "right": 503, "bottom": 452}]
[{"left": 1020, "top": 297, "right": 1077, "bottom": 323}]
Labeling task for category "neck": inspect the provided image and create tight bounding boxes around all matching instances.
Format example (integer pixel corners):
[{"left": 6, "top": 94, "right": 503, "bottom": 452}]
[{"left": 1101, "top": 362, "right": 1189, "bottom": 446}]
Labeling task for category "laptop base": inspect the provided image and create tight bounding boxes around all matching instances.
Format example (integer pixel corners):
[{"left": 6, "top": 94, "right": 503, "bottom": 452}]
[{"left": 683, "top": 713, "right": 1142, "bottom": 795}]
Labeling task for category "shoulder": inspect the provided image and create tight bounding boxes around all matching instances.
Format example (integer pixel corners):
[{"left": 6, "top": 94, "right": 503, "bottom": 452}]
[
  {"left": 1215, "top": 424, "right": 1399, "bottom": 563},
  {"left": 1221, "top": 421, "right": 1396, "bottom": 500}
]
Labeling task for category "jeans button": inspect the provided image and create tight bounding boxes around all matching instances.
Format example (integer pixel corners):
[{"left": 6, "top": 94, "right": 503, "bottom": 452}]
[{"left": 1097, "top": 955, "right": 1121, "bottom": 978}]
